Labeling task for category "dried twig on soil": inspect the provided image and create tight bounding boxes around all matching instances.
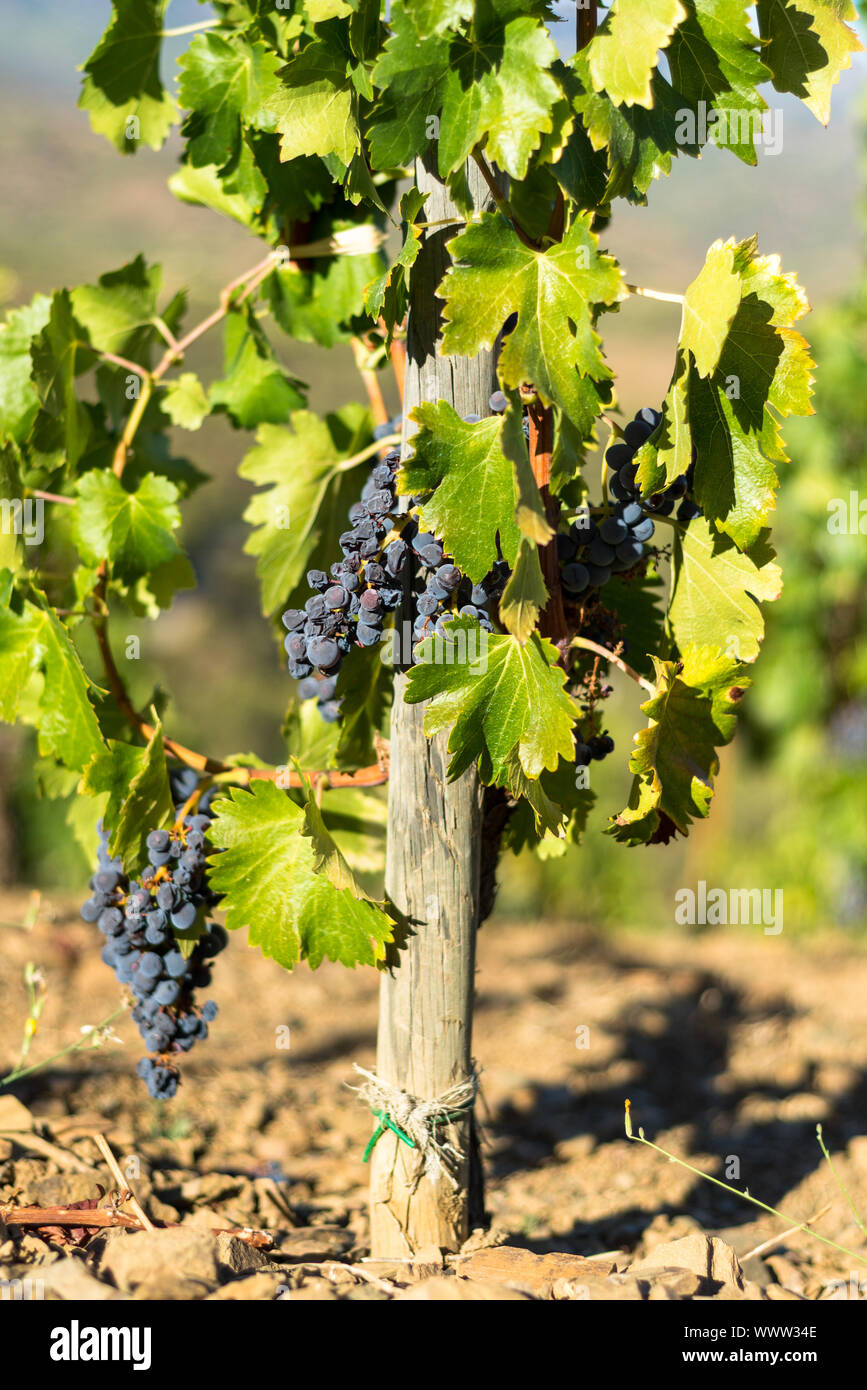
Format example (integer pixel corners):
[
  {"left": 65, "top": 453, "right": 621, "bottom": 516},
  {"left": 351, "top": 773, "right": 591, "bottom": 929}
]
[
  {"left": 0, "top": 1128, "right": 95, "bottom": 1174},
  {"left": 89, "top": 1131, "right": 156, "bottom": 1232},
  {"left": 0, "top": 1199, "right": 275, "bottom": 1249},
  {"left": 0, "top": 1205, "right": 141, "bottom": 1231}
]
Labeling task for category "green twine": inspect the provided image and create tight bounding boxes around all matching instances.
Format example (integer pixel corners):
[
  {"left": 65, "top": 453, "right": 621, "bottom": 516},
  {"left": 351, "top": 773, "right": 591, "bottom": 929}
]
[{"left": 362, "top": 1107, "right": 465, "bottom": 1163}]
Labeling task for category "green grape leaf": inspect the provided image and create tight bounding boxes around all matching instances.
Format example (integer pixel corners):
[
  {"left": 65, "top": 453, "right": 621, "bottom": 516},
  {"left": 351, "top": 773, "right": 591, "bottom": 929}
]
[
  {"left": 168, "top": 160, "right": 260, "bottom": 229},
  {"left": 0, "top": 601, "right": 37, "bottom": 721},
  {"left": 440, "top": 212, "right": 623, "bottom": 430},
  {"left": 305, "top": 0, "right": 353, "bottom": 19},
  {"left": 79, "top": 0, "right": 178, "bottom": 153},
  {"left": 571, "top": 55, "right": 696, "bottom": 203},
  {"left": 681, "top": 240, "right": 742, "bottom": 378},
  {"left": 610, "top": 650, "right": 751, "bottom": 842},
  {"left": 399, "top": 403, "right": 524, "bottom": 580},
  {"left": 178, "top": 33, "right": 281, "bottom": 170},
  {"left": 0, "top": 295, "right": 52, "bottom": 444},
  {"left": 438, "top": 18, "right": 561, "bottom": 181},
  {"left": 634, "top": 352, "right": 690, "bottom": 494},
  {"left": 0, "top": 448, "right": 23, "bottom": 574},
  {"left": 320, "top": 787, "right": 387, "bottom": 876},
  {"left": 0, "top": 599, "right": 105, "bottom": 770},
  {"left": 368, "top": 3, "right": 449, "bottom": 169},
  {"left": 410, "top": 0, "right": 473, "bottom": 36},
  {"left": 364, "top": 188, "right": 426, "bottom": 333},
  {"left": 70, "top": 256, "right": 162, "bottom": 361},
  {"left": 207, "top": 780, "right": 394, "bottom": 969},
  {"left": 82, "top": 723, "right": 173, "bottom": 875},
  {"left": 161, "top": 373, "right": 211, "bottom": 430},
  {"left": 209, "top": 307, "right": 306, "bottom": 429},
  {"left": 503, "top": 751, "right": 595, "bottom": 848},
  {"left": 272, "top": 39, "right": 361, "bottom": 166},
  {"left": 30, "top": 292, "right": 95, "bottom": 470},
  {"left": 668, "top": 517, "right": 781, "bottom": 662},
  {"left": 125, "top": 552, "right": 197, "bottom": 615},
  {"left": 499, "top": 538, "right": 548, "bottom": 642},
  {"left": 240, "top": 405, "right": 372, "bottom": 615},
  {"left": 404, "top": 618, "right": 577, "bottom": 784},
  {"left": 265, "top": 222, "right": 386, "bottom": 349},
  {"left": 666, "top": 0, "right": 771, "bottom": 165},
  {"left": 636, "top": 237, "right": 814, "bottom": 547},
  {"left": 587, "top": 0, "right": 688, "bottom": 109},
  {"left": 687, "top": 372, "right": 780, "bottom": 550},
  {"left": 73, "top": 471, "right": 184, "bottom": 584},
  {"left": 756, "top": 0, "right": 862, "bottom": 125}
]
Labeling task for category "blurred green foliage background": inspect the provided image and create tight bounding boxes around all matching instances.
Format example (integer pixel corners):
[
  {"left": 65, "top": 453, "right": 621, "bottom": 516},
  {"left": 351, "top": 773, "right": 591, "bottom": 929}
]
[{"left": 2, "top": 2, "right": 865, "bottom": 937}]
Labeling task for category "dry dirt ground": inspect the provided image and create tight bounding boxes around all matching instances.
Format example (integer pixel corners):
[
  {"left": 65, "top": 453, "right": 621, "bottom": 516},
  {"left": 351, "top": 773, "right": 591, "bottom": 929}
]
[{"left": 1, "top": 888, "right": 867, "bottom": 1302}]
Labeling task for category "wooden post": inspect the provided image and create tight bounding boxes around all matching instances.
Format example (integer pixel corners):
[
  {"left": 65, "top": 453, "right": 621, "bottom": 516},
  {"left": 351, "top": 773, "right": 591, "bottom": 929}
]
[{"left": 368, "top": 154, "right": 497, "bottom": 1256}]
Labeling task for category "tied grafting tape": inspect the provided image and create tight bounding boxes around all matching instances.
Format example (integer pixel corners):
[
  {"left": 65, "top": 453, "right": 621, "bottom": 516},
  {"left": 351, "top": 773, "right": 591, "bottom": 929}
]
[{"left": 351, "top": 1063, "right": 480, "bottom": 1189}]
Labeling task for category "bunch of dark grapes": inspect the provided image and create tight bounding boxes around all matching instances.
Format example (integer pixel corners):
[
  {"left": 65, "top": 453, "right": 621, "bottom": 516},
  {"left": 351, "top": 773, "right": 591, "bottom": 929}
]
[
  {"left": 80, "top": 775, "right": 226, "bottom": 1100},
  {"left": 557, "top": 504, "right": 656, "bottom": 598},
  {"left": 574, "top": 732, "right": 615, "bottom": 767},
  {"left": 556, "top": 406, "right": 703, "bottom": 601},
  {"left": 409, "top": 524, "right": 500, "bottom": 645},
  {"left": 284, "top": 448, "right": 405, "bottom": 720},
  {"left": 606, "top": 406, "right": 701, "bottom": 522},
  {"left": 287, "top": 423, "right": 503, "bottom": 707}
]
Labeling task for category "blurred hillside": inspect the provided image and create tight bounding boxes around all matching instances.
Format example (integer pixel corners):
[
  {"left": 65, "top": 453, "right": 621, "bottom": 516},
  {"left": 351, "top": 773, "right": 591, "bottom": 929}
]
[{"left": 2, "top": 3, "right": 866, "bottom": 935}]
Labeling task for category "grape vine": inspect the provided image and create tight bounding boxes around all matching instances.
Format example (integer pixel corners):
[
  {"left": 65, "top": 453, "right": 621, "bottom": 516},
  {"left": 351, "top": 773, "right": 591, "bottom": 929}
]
[{"left": 0, "top": 0, "right": 857, "bottom": 1119}]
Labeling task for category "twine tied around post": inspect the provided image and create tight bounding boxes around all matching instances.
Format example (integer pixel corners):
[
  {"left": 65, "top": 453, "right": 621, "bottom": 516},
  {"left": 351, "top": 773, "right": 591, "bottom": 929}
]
[{"left": 351, "top": 1063, "right": 480, "bottom": 1189}]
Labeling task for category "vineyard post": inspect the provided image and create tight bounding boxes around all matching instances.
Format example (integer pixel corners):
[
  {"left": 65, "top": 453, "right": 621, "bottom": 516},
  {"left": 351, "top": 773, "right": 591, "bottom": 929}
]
[{"left": 368, "top": 156, "right": 498, "bottom": 1256}]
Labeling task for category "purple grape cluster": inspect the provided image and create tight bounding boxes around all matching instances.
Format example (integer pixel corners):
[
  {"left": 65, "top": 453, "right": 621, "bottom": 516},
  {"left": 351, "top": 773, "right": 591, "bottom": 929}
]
[
  {"left": 606, "top": 406, "right": 701, "bottom": 522},
  {"left": 558, "top": 406, "right": 703, "bottom": 599},
  {"left": 558, "top": 502, "right": 656, "bottom": 596},
  {"left": 409, "top": 521, "right": 500, "bottom": 643},
  {"left": 80, "top": 776, "right": 226, "bottom": 1100},
  {"left": 574, "top": 732, "right": 615, "bottom": 766},
  {"left": 284, "top": 448, "right": 405, "bottom": 720}
]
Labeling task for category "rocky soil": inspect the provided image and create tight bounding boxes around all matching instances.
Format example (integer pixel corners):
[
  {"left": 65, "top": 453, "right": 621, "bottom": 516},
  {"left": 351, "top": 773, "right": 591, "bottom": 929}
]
[{"left": 1, "top": 890, "right": 866, "bottom": 1301}]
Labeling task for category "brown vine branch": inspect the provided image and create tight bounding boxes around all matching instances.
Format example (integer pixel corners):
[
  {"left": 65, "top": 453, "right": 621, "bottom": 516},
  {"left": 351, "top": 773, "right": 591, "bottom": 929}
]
[
  {"left": 471, "top": 150, "right": 535, "bottom": 248},
  {"left": 380, "top": 318, "right": 406, "bottom": 407},
  {"left": 1, "top": 1206, "right": 142, "bottom": 1231},
  {"left": 0, "top": 1203, "right": 274, "bottom": 1248},
  {"left": 528, "top": 402, "right": 568, "bottom": 648},
  {"left": 578, "top": 2, "right": 598, "bottom": 51},
  {"left": 351, "top": 336, "right": 391, "bottom": 428},
  {"left": 90, "top": 1132, "right": 155, "bottom": 1232},
  {"left": 572, "top": 636, "right": 656, "bottom": 695}
]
